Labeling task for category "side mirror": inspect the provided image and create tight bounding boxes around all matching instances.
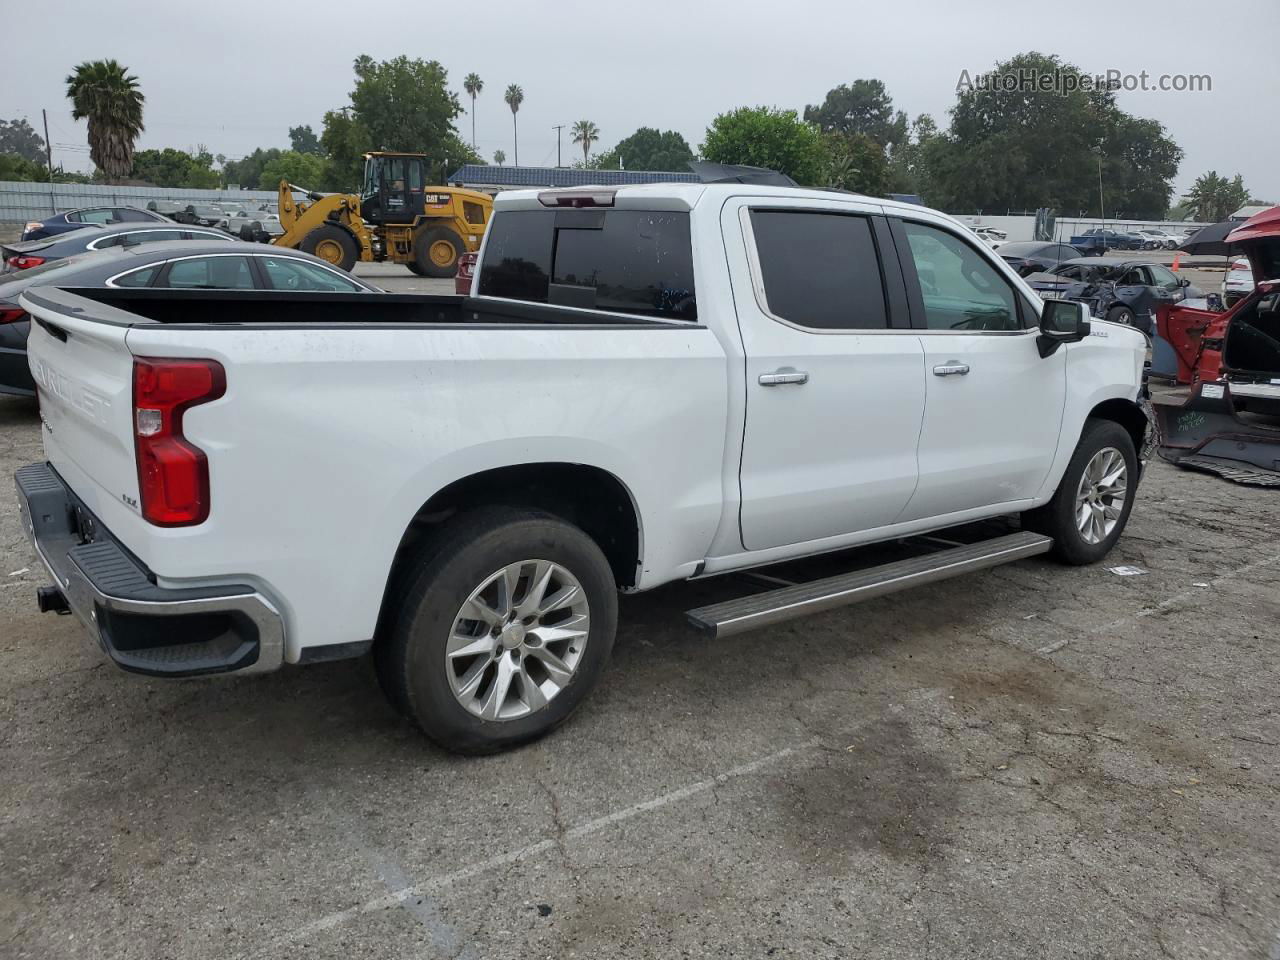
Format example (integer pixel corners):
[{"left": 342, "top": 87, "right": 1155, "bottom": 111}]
[
  {"left": 1179, "top": 277, "right": 1190, "bottom": 287},
  {"left": 1038, "top": 299, "right": 1091, "bottom": 358}
]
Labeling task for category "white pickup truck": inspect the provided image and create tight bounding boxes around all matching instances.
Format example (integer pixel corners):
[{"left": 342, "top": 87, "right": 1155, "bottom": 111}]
[{"left": 16, "top": 183, "right": 1151, "bottom": 753}]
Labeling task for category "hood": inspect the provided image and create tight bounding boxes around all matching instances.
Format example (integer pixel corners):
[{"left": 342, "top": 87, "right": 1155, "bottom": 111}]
[{"left": 1225, "top": 205, "right": 1280, "bottom": 282}]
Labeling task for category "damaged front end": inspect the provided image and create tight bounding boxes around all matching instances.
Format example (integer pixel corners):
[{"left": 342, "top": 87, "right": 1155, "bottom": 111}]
[{"left": 1150, "top": 206, "right": 1280, "bottom": 484}]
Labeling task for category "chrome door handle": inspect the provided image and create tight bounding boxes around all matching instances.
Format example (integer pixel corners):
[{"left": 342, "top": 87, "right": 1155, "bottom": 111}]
[
  {"left": 932, "top": 362, "right": 970, "bottom": 377},
  {"left": 759, "top": 370, "right": 809, "bottom": 386}
]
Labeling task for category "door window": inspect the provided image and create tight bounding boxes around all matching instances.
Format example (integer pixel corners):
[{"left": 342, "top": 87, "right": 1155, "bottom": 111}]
[
  {"left": 163, "top": 256, "right": 255, "bottom": 289},
  {"left": 899, "top": 222, "right": 1020, "bottom": 331},
  {"left": 259, "top": 256, "right": 363, "bottom": 292},
  {"left": 463, "top": 201, "right": 487, "bottom": 226},
  {"left": 115, "top": 208, "right": 153, "bottom": 222},
  {"left": 1147, "top": 264, "right": 1180, "bottom": 291},
  {"left": 748, "top": 210, "right": 888, "bottom": 330},
  {"left": 113, "top": 265, "right": 160, "bottom": 287},
  {"left": 76, "top": 209, "right": 117, "bottom": 225}
]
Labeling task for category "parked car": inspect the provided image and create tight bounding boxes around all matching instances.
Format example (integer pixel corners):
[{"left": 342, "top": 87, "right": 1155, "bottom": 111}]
[
  {"left": 1068, "top": 229, "right": 1145, "bottom": 255},
  {"left": 2, "top": 224, "right": 234, "bottom": 273},
  {"left": 455, "top": 251, "right": 477, "bottom": 294},
  {"left": 238, "top": 219, "right": 285, "bottom": 243},
  {"left": 15, "top": 183, "right": 1149, "bottom": 754},
  {"left": 1134, "top": 228, "right": 1181, "bottom": 251},
  {"left": 997, "top": 241, "right": 1084, "bottom": 277},
  {"left": 0, "top": 241, "right": 379, "bottom": 397},
  {"left": 1223, "top": 257, "right": 1254, "bottom": 306},
  {"left": 1025, "top": 257, "right": 1202, "bottom": 333},
  {"left": 174, "top": 203, "right": 227, "bottom": 227},
  {"left": 21, "top": 205, "right": 170, "bottom": 241},
  {"left": 971, "top": 226, "right": 1007, "bottom": 248}
]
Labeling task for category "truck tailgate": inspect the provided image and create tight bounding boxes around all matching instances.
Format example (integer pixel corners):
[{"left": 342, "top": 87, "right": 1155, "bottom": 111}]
[{"left": 20, "top": 287, "right": 141, "bottom": 522}]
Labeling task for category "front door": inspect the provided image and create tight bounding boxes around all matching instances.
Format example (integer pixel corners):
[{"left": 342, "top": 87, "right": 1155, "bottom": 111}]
[
  {"left": 730, "top": 200, "right": 927, "bottom": 551},
  {"left": 890, "top": 217, "right": 1066, "bottom": 522}
]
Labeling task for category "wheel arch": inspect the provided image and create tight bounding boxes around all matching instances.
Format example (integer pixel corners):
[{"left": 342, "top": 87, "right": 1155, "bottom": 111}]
[
  {"left": 381, "top": 462, "right": 645, "bottom": 619},
  {"left": 1087, "top": 396, "right": 1148, "bottom": 456}
]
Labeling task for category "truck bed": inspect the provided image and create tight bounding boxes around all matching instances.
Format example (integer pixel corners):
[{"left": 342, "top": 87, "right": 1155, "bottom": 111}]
[{"left": 30, "top": 287, "right": 696, "bottom": 329}]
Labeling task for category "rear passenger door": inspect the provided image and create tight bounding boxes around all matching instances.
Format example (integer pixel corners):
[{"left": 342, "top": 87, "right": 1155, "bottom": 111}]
[
  {"left": 891, "top": 216, "right": 1066, "bottom": 522},
  {"left": 729, "top": 198, "right": 926, "bottom": 551}
]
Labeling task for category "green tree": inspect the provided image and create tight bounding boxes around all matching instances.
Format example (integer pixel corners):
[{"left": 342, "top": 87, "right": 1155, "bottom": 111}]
[
  {"left": 1183, "top": 172, "right": 1252, "bottom": 222},
  {"left": 571, "top": 120, "right": 599, "bottom": 164},
  {"left": 463, "top": 73, "right": 483, "bottom": 149},
  {"left": 65, "top": 59, "right": 145, "bottom": 182},
  {"left": 504, "top": 84, "right": 524, "bottom": 164},
  {"left": 821, "top": 131, "right": 890, "bottom": 196},
  {"left": 701, "top": 106, "right": 825, "bottom": 184},
  {"left": 0, "top": 118, "right": 45, "bottom": 163},
  {"left": 318, "top": 109, "right": 370, "bottom": 192},
  {"left": 0, "top": 153, "right": 45, "bottom": 180},
  {"left": 493, "top": 149, "right": 506, "bottom": 166},
  {"left": 348, "top": 55, "right": 461, "bottom": 157},
  {"left": 222, "top": 147, "right": 284, "bottom": 190},
  {"left": 130, "top": 147, "right": 219, "bottom": 188},
  {"left": 926, "top": 52, "right": 1181, "bottom": 218},
  {"left": 804, "top": 79, "right": 907, "bottom": 150},
  {"left": 887, "top": 114, "right": 941, "bottom": 200},
  {"left": 595, "top": 127, "right": 693, "bottom": 171},
  {"left": 259, "top": 149, "right": 326, "bottom": 189},
  {"left": 288, "top": 124, "right": 321, "bottom": 155}
]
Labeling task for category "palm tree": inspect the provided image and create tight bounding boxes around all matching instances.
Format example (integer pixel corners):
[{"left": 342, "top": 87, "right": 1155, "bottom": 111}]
[
  {"left": 493, "top": 150, "right": 506, "bottom": 166},
  {"left": 504, "top": 84, "right": 524, "bottom": 165},
  {"left": 571, "top": 120, "right": 600, "bottom": 165},
  {"left": 463, "top": 73, "right": 483, "bottom": 150},
  {"left": 65, "top": 59, "right": 144, "bottom": 183}
]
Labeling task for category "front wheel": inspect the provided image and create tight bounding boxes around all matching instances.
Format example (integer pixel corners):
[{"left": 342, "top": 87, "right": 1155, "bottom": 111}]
[
  {"left": 300, "top": 225, "right": 358, "bottom": 272},
  {"left": 1106, "top": 305, "right": 1136, "bottom": 327},
  {"left": 375, "top": 507, "right": 617, "bottom": 754},
  {"left": 1023, "top": 419, "right": 1137, "bottom": 565}
]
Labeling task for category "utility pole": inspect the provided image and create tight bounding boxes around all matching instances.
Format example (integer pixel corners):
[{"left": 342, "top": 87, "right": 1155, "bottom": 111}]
[
  {"left": 42, "top": 109, "right": 55, "bottom": 215},
  {"left": 552, "top": 124, "right": 564, "bottom": 167}
]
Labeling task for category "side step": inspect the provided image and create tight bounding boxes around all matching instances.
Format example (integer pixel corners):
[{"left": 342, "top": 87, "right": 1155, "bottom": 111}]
[{"left": 685, "top": 531, "right": 1052, "bottom": 639}]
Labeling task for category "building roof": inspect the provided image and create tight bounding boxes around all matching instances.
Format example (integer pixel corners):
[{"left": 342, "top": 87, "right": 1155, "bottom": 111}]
[
  {"left": 446, "top": 164, "right": 700, "bottom": 188},
  {"left": 1231, "top": 203, "right": 1272, "bottom": 221}
]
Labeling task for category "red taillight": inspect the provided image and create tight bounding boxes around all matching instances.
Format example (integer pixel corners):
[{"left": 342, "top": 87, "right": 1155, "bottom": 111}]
[
  {"left": 7, "top": 255, "right": 46, "bottom": 270},
  {"left": 1231, "top": 260, "right": 1250, "bottom": 272},
  {"left": 0, "top": 303, "right": 24, "bottom": 324},
  {"left": 132, "top": 358, "right": 226, "bottom": 526},
  {"left": 457, "top": 254, "right": 476, "bottom": 278}
]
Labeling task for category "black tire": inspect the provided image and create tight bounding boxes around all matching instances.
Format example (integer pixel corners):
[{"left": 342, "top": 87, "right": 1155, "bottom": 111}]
[
  {"left": 375, "top": 507, "right": 617, "bottom": 754},
  {"left": 1023, "top": 419, "right": 1138, "bottom": 565},
  {"left": 300, "top": 224, "right": 358, "bottom": 272},
  {"left": 414, "top": 226, "right": 463, "bottom": 278},
  {"left": 1106, "top": 305, "right": 1136, "bottom": 327},
  {"left": 405, "top": 262, "right": 428, "bottom": 277}
]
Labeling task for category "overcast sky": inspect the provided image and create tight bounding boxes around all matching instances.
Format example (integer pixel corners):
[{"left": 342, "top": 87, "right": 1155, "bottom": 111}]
[{"left": 2, "top": 0, "right": 1274, "bottom": 204}]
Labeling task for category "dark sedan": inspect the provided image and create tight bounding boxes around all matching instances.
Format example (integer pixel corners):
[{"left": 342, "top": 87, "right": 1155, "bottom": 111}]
[
  {"left": 0, "top": 242, "right": 380, "bottom": 397},
  {"left": 21, "top": 205, "right": 169, "bottom": 241},
  {"left": 1025, "top": 257, "right": 1202, "bottom": 333},
  {"left": 997, "top": 241, "right": 1084, "bottom": 277},
  {"left": 2, "top": 223, "right": 234, "bottom": 273}
]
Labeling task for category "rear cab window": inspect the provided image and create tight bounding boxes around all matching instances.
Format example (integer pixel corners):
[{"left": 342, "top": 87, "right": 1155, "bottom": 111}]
[{"left": 477, "top": 208, "right": 696, "bottom": 321}]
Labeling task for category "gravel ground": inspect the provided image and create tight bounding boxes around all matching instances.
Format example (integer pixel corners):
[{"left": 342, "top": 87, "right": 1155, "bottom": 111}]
[{"left": 1, "top": 387, "right": 1278, "bottom": 959}]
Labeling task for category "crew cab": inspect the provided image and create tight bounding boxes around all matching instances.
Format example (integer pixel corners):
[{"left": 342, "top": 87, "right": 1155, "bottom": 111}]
[{"left": 15, "top": 183, "right": 1150, "bottom": 753}]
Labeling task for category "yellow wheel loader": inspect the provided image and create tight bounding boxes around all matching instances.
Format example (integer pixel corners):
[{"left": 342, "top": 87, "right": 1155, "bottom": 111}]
[{"left": 272, "top": 152, "right": 492, "bottom": 277}]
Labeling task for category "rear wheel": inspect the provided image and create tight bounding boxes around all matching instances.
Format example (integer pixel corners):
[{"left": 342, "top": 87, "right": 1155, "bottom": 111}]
[
  {"left": 406, "top": 262, "right": 428, "bottom": 277},
  {"left": 1023, "top": 419, "right": 1137, "bottom": 565},
  {"left": 414, "top": 226, "right": 463, "bottom": 278},
  {"left": 300, "top": 225, "right": 358, "bottom": 272},
  {"left": 1106, "top": 305, "right": 1136, "bottom": 327},
  {"left": 375, "top": 507, "right": 617, "bottom": 754}
]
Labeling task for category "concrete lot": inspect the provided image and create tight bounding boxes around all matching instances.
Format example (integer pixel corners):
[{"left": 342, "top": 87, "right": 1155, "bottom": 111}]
[{"left": 2, "top": 386, "right": 1279, "bottom": 959}]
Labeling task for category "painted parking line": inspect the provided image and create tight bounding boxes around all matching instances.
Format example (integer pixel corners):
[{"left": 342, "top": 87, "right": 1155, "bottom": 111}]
[{"left": 279, "top": 738, "right": 820, "bottom": 945}]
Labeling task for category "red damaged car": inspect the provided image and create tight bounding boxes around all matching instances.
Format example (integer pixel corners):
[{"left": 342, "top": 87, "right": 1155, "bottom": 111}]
[{"left": 1150, "top": 205, "right": 1280, "bottom": 484}]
